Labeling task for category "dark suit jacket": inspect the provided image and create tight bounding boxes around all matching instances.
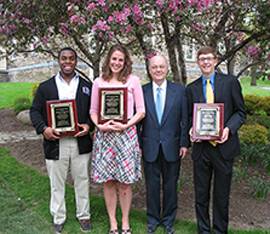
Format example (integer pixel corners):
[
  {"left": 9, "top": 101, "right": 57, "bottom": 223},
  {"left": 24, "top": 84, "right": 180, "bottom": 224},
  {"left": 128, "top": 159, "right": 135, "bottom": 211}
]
[
  {"left": 140, "top": 81, "right": 189, "bottom": 162},
  {"left": 186, "top": 73, "right": 246, "bottom": 161},
  {"left": 30, "top": 76, "right": 94, "bottom": 160}
]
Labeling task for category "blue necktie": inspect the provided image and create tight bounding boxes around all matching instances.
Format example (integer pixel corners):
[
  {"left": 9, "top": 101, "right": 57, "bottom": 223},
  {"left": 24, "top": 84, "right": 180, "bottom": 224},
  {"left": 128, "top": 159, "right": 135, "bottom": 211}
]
[{"left": 155, "top": 87, "right": 163, "bottom": 124}]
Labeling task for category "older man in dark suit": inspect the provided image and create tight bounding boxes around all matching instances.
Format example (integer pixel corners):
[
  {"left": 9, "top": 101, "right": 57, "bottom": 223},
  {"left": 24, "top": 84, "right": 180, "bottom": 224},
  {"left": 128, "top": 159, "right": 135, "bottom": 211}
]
[
  {"left": 139, "top": 54, "right": 189, "bottom": 234},
  {"left": 186, "top": 46, "right": 246, "bottom": 234}
]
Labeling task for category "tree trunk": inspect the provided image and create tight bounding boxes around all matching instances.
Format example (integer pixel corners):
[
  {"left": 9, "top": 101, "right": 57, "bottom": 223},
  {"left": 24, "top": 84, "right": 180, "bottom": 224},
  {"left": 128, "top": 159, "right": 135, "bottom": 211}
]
[
  {"left": 135, "top": 30, "right": 151, "bottom": 79},
  {"left": 175, "top": 24, "right": 187, "bottom": 85},
  {"left": 250, "top": 66, "right": 257, "bottom": 86},
  {"left": 93, "top": 58, "right": 100, "bottom": 80},
  {"left": 227, "top": 57, "right": 236, "bottom": 75},
  {"left": 160, "top": 13, "right": 181, "bottom": 83}
]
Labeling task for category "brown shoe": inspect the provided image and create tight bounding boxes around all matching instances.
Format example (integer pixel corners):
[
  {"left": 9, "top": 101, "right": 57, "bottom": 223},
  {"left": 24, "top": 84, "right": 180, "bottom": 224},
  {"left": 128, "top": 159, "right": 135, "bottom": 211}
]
[{"left": 79, "top": 219, "right": 91, "bottom": 232}]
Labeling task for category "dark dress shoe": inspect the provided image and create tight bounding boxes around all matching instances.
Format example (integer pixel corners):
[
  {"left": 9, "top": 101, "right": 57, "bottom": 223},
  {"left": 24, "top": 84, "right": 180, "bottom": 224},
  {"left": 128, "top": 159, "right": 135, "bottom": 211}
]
[
  {"left": 147, "top": 225, "right": 157, "bottom": 234},
  {"left": 53, "top": 223, "right": 64, "bottom": 233},
  {"left": 78, "top": 219, "right": 91, "bottom": 232},
  {"left": 165, "top": 227, "right": 175, "bottom": 234}
]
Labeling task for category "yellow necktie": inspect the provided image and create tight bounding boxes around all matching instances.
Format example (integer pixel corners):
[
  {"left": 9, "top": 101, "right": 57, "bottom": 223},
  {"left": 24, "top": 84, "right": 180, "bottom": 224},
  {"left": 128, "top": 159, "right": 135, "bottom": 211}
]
[
  {"left": 206, "top": 79, "right": 214, "bottom": 104},
  {"left": 206, "top": 79, "right": 216, "bottom": 146}
]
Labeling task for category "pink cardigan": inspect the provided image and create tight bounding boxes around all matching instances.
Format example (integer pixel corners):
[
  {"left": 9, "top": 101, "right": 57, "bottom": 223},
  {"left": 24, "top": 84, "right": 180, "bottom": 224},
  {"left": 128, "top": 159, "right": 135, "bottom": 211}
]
[{"left": 90, "top": 74, "right": 145, "bottom": 119}]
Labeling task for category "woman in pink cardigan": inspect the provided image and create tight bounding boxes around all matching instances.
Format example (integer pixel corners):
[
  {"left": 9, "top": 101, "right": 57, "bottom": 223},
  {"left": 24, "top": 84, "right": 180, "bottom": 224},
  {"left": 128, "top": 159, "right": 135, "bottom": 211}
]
[{"left": 90, "top": 44, "right": 145, "bottom": 234}]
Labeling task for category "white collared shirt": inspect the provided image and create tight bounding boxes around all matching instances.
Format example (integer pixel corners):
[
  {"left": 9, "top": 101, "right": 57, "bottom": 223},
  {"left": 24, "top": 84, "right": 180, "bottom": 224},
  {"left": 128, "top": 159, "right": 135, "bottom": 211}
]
[
  {"left": 153, "top": 80, "right": 167, "bottom": 114},
  {"left": 55, "top": 72, "right": 79, "bottom": 100}
]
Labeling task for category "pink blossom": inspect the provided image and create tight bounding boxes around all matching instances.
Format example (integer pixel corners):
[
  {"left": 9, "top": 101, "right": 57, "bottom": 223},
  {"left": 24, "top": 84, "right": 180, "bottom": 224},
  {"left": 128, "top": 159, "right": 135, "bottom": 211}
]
[
  {"left": 191, "top": 22, "right": 204, "bottom": 32},
  {"left": 70, "top": 14, "right": 79, "bottom": 24},
  {"left": 59, "top": 23, "right": 69, "bottom": 36},
  {"left": 70, "top": 15, "right": 86, "bottom": 25},
  {"left": 168, "top": 0, "right": 178, "bottom": 13},
  {"left": 236, "top": 32, "right": 245, "bottom": 42},
  {"left": 67, "top": 4, "right": 75, "bottom": 16},
  {"left": 107, "top": 15, "right": 114, "bottom": 23},
  {"left": 87, "top": 2, "right": 96, "bottom": 12},
  {"left": 113, "top": 11, "right": 126, "bottom": 24},
  {"left": 108, "top": 31, "right": 114, "bottom": 40},
  {"left": 146, "top": 51, "right": 157, "bottom": 60},
  {"left": 92, "top": 20, "right": 110, "bottom": 32},
  {"left": 98, "top": 32, "right": 104, "bottom": 38},
  {"left": 0, "top": 24, "right": 17, "bottom": 34},
  {"left": 80, "top": 17, "right": 86, "bottom": 24},
  {"left": 126, "top": 24, "right": 133, "bottom": 33},
  {"left": 196, "top": 0, "right": 215, "bottom": 11},
  {"left": 103, "top": 5, "right": 109, "bottom": 13},
  {"left": 132, "top": 4, "right": 144, "bottom": 25},
  {"left": 41, "top": 36, "right": 49, "bottom": 45},
  {"left": 247, "top": 45, "right": 261, "bottom": 58},
  {"left": 132, "top": 4, "right": 142, "bottom": 17},
  {"left": 146, "top": 23, "right": 153, "bottom": 31},
  {"left": 96, "top": 0, "right": 105, "bottom": 7},
  {"left": 175, "top": 16, "right": 181, "bottom": 21},
  {"left": 187, "top": 0, "right": 198, "bottom": 7},
  {"left": 22, "top": 17, "right": 31, "bottom": 25},
  {"left": 123, "top": 6, "right": 131, "bottom": 16},
  {"left": 156, "top": 0, "right": 164, "bottom": 9}
]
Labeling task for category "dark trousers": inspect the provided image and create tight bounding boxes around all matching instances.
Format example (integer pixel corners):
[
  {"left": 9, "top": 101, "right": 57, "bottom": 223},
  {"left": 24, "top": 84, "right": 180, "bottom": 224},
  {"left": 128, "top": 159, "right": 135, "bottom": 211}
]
[
  {"left": 144, "top": 146, "right": 181, "bottom": 230},
  {"left": 193, "top": 143, "right": 234, "bottom": 234}
]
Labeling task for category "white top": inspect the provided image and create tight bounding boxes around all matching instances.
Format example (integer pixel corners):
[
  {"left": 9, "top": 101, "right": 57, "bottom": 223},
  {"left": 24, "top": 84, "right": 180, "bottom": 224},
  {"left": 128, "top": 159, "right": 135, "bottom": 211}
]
[{"left": 55, "top": 72, "right": 79, "bottom": 100}]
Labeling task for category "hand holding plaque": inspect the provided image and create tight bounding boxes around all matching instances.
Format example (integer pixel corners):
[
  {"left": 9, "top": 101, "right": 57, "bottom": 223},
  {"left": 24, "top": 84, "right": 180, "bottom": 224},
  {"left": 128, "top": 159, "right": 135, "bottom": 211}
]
[
  {"left": 98, "top": 87, "right": 128, "bottom": 124},
  {"left": 46, "top": 99, "right": 79, "bottom": 136},
  {"left": 192, "top": 103, "right": 224, "bottom": 141}
]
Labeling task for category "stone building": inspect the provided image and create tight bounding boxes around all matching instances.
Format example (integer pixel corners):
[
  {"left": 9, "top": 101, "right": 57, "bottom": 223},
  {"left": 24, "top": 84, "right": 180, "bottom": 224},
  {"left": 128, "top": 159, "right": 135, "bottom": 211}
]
[
  {"left": 0, "top": 48, "right": 8, "bottom": 82},
  {"left": 6, "top": 46, "right": 203, "bottom": 84}
]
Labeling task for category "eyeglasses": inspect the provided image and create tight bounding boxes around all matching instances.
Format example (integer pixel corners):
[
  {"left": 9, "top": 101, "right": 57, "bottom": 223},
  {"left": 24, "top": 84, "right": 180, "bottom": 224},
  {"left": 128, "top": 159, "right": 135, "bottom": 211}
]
[
  {"left": 198, "top": 57, "right": 216, "bottom": 62},
  {"left": 150, "top": 65, "right": 166, "bottom": 70}
]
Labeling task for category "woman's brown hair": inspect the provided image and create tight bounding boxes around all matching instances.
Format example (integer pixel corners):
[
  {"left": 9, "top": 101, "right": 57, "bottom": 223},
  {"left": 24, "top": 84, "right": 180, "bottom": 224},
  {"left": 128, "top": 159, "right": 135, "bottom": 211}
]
[{"left": 102, "top": 44, "right": 133, "bottom": 83}]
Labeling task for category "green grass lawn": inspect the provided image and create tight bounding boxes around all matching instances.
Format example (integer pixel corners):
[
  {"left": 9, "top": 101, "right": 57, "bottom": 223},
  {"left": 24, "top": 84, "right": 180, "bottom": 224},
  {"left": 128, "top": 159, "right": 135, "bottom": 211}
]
[
  {"left": 0, "top": 148, "right": 269, "bottom": 234},
  {"left": 0, "top": 78, "right": 269, "bottom": 110},
  {"left": 0, "top": 82, "right": 33, "bottom": 109},
  {"left": 240, "top": 77, "right": 270, "bottom": 97}
]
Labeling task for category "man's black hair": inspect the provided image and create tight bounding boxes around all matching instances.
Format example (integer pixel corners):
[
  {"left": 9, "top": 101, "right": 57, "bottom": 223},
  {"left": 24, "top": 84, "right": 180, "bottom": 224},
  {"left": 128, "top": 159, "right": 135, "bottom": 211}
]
[{"left": 58, "top": 47, "right": 77, "bottom": 60}]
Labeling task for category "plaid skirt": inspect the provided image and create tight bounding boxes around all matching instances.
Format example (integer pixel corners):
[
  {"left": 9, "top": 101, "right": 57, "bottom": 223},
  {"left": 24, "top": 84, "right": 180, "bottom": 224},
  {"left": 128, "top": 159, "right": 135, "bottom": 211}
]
[{"left": 91, "top": 125, "right": 142, "bottom": 184}]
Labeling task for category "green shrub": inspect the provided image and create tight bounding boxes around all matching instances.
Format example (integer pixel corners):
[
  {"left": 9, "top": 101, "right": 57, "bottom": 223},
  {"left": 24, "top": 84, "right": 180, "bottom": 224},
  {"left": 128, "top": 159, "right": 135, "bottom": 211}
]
[
  {"left": 233, "top": 164, "right": 248, "bottom": 182},
  {"left": 239, "top": 123, "right": 268, "bottom": 145},
  {"left": 246, "top": 115, "right": 270, "bottom": 140},
  {"left": 240, "top": 143, "right": 264, "bottom": 165},
  {"left": 249, "top": 176, "right": 270, "bottom": 200},
  {"left": 240, "top": 143, "right": 270, "bottom": 174},
  {"left": 260, "top": 96, "right": 270, "bottom": 116},
  {"left": 13, "top": 97, "right": 31, "bottom": 114},
  {"left": 246, "top": 115, "right": 270, "bottom": 129},
  {"left": 244, "top": 95, "right": 264, "bottom": 115},
  {"left": 31, "top": 83, "right": 39, "bottom": 97}
]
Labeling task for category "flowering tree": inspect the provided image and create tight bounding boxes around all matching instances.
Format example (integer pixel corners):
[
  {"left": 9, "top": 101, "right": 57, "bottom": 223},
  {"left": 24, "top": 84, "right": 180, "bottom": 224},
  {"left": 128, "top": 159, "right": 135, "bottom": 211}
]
[
  {"left": 0, "top": 0, "right": 217, "bottom": 83},
  {"left": 1, "top": 0, "right": 269, "bottom": 83},
  {"left": 183, "top": 0, "right": 270, "bottom": 77}
]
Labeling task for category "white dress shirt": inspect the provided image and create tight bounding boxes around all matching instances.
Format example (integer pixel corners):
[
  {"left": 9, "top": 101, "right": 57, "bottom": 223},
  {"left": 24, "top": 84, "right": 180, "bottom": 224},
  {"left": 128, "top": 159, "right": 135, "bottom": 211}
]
[{"left": 55, "top": 72, "right": 79, "bottom": 100}]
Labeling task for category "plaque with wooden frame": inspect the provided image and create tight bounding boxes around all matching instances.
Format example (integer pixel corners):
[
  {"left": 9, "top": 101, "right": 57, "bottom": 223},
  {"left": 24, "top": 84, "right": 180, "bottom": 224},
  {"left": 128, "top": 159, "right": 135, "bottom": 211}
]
[
  {"left": 46, "top": 99, "right": 79, "bottom": 136},
  {"left": 192, "top": 103, "right": 224, "bottom": 141},
  {"left": 98, "top": 87, "right": 128, "bottom": 124}
]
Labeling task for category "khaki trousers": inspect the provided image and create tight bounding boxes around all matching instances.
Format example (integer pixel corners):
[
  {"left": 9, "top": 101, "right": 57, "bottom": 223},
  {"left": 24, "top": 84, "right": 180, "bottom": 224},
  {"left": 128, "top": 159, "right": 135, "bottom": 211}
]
[{"left": 46, "top": 137, "right": 90, "bottom": 224}]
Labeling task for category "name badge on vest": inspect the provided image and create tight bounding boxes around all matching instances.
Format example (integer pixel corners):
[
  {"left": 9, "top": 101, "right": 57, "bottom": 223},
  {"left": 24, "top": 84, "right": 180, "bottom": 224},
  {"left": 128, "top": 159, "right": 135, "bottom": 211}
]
[{"left": 82, "top": 86, "right": 90, "bottom": 96}]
